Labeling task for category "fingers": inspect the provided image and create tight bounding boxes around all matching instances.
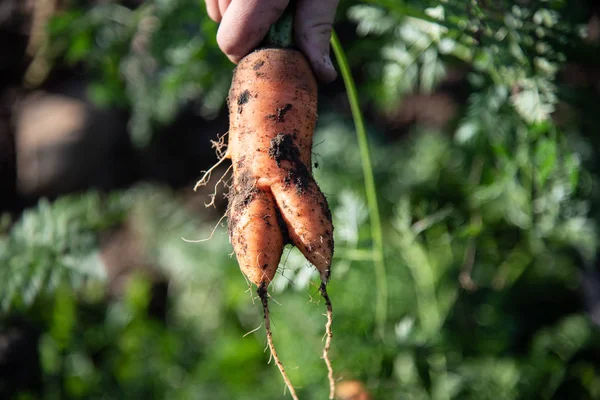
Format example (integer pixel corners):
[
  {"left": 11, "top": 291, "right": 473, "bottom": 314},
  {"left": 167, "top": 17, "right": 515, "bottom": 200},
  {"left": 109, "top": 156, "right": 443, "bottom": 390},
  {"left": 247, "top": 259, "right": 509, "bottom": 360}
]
[
  {"left": 205, "top": 0, "right": 233, "bottom": 23},
  {"left": 205, "top": 0, "right": 222, "bottom": 22},
  {"left": 205, "top": 0, "right": 339, "bottom": 83},
  {"left": 217, "top": 0, "right": 290, "bottom": 63},
  {"left": 295, "top": 0, "right": 339, "bottom": 83},
  {"left": 218, "top": 0, "right": 232, "bottom": 18}
]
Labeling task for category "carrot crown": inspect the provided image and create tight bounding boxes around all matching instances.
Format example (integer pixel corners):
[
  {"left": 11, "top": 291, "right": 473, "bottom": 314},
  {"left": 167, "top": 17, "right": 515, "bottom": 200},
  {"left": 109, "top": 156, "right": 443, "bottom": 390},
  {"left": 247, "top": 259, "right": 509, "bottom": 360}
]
[{"left": 265, "top": 0, "right": 296, "bottom": 48}]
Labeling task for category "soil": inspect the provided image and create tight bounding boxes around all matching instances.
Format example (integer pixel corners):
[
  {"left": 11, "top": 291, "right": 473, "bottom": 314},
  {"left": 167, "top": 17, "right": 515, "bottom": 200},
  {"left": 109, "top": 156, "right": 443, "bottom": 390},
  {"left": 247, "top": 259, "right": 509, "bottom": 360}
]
[
  {"left": 268, "top": 133, "right": 299, "bottom": 166},
  {"left": 252, "top": 60, "right": 264, "bottom": 71},
  {"left": 237, "top": 89, "right": 250, "bottom": 114},
  {"left": 268, "top": 133, "right": 311, "bottom": 194},
  {"left": 267, "top": 103, "right": 292, "bottom": 122}
]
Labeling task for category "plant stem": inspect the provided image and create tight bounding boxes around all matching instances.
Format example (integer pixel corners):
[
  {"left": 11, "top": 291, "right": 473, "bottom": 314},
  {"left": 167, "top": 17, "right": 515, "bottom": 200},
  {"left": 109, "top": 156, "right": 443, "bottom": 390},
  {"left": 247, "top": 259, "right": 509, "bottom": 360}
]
[{"left": 330, "top": 31, "right": 388, "bottom": 338}]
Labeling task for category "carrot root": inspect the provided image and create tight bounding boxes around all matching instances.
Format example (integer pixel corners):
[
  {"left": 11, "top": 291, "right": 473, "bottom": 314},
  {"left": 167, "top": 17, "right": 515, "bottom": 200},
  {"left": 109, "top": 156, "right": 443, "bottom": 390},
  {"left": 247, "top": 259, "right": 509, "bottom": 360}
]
[
  {"left": 193, "top": 149, "right": 231, "bottom": 192},
  {"left": 258, "top": 284, "right": 299, "bottom": 400},
  {"left": 319, "top": 282, "right": 335, "bottom": 399}
]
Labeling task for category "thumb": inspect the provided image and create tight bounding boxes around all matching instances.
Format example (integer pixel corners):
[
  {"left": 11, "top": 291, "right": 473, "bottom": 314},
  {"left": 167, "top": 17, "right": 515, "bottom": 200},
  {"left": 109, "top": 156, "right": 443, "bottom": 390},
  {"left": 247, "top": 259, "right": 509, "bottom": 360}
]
[{"left": 295, "top": 0, "right": 339, "bottom": 83}]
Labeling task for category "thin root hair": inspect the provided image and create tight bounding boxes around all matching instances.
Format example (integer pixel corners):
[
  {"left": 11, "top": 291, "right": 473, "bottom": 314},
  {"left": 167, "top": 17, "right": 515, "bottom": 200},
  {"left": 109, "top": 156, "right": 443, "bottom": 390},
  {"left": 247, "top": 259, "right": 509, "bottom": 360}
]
[
  {"left": 244, "top": 279, "right": 256, "bottom": 305},
  {"left": 269, "top": 292, "right": 283, "bottom": 307},
  {"left": 211, "top": 131, "right": 229, "bottom": 159},
  {"left": 258, "top": 284, "right": 299, "bottom": 400},
  {"left": 243, "top": 323, "right": 263, "bottom": 337},
  {"left": 274, "top": 269, "right": 296, "bottom": 288},
  {"left": 181, "top": 213, "right": 227, "bottom": 243},
  {"left": 279, "top": 246, "right": 294, "bottom": 273},
  {"left": 193, "top": 149, "right": 231, "bottom": 192},
  {"left": 312, "top": 138, "right": 327, "bottom": 150},
  {"left": 204, "top": 164, "right": 233, "bottom": 208},
  {"left": 319, "top": 282, "right": 335, "bottom": 400}
]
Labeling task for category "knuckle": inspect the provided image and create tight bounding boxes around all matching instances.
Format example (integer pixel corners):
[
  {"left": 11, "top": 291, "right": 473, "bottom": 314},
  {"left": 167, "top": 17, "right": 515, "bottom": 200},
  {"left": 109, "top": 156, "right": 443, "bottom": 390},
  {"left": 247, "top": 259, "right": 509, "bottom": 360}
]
[{"left": 216, "top": 32, "right": 242, "bottom": 62}]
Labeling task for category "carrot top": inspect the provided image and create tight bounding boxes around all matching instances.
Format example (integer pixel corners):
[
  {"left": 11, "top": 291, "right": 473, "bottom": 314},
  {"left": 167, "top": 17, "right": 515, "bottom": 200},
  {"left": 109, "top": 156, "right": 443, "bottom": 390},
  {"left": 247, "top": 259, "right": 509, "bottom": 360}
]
[{"left": 264, "top": 0, "right": 296, "bottom": 48}]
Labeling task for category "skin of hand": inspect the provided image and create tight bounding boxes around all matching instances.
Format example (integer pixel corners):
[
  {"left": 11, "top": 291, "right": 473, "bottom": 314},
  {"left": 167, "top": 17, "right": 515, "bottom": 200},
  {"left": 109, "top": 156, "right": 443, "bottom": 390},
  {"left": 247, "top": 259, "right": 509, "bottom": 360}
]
[{"left": 205, "top": 0, "right": 339, "bottom": 83}]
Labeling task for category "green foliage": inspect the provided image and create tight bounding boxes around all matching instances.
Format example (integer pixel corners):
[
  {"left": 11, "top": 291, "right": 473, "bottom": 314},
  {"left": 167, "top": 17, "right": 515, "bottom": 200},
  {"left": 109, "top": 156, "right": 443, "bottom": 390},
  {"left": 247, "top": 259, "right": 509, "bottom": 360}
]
[
  {"left": 4, "top": 0, "right": 600, "bottom": 399},
  {"left": 347, "top": 0, "right": 582, "bottom": 124},
  {"left": 49, "top": 0, "right": 232, "bottom": 147},
  {"left": 0, "top": 193, "right": 126, "bottom": 312}
]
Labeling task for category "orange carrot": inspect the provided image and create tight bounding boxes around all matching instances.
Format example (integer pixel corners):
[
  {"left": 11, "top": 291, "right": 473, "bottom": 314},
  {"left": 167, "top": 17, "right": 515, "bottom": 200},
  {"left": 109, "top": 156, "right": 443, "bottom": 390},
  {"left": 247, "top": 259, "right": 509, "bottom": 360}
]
[{"left": 227, "top": 48, "right": 334, "bottom": 288}]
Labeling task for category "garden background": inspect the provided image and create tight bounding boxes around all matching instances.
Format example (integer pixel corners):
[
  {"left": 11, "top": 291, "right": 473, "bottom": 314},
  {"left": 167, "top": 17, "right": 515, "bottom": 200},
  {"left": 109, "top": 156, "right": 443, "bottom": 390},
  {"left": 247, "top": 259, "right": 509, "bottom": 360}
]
[{"left": 2, "top": 0, "right": 600, "bottom": 399}]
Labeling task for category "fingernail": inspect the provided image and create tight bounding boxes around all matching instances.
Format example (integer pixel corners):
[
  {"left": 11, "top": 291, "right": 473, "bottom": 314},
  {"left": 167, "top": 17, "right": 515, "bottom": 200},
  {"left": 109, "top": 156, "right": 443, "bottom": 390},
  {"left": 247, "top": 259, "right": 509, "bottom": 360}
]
[{"left": 320, "top": 54, "right": 337, "bottom": 82}]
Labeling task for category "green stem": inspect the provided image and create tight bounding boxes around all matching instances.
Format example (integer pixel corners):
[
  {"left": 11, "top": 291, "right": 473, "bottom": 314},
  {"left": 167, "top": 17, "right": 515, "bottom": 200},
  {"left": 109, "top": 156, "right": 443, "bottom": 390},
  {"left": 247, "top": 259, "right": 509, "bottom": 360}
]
[
  {"left": 330, "top": 31, "right": 388, "bottom": 338},
  {"left": 265, "top": 0, "right": 296, "bottom": 48}
]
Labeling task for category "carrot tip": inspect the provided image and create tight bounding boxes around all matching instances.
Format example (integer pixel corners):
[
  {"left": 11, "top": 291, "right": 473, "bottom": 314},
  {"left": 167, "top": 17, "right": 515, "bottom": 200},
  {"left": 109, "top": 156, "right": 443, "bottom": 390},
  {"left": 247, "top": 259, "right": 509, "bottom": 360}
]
[
  {"left": 258, "top": 284, "right": 299, "bottom": 400},
  {"left": 320, "top": 269, "right": 330, "bottom": 285},
  {"left": 319, "top": 282, "right": 335, "bottom": 399}
]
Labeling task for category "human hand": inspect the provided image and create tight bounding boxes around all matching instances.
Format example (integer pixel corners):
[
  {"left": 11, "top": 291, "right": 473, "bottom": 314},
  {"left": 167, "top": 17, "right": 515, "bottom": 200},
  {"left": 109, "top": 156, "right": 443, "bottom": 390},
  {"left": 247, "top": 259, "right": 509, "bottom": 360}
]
[{"left": 205, "top": 0, "right": 339, "bottom": 83}]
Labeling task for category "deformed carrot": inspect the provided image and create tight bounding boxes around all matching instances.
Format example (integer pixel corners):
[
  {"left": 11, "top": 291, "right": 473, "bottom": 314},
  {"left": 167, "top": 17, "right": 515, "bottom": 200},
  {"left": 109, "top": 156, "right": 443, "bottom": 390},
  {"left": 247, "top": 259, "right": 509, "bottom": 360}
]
[
  {"left": 227, "top": 48, "right": 333, "bottom": 288},
  {"left": 223, "top": 48, "right": 335, "bottom": 399},
  {"left": 196, "top": 6, "right": 336, "bottom": 399}
]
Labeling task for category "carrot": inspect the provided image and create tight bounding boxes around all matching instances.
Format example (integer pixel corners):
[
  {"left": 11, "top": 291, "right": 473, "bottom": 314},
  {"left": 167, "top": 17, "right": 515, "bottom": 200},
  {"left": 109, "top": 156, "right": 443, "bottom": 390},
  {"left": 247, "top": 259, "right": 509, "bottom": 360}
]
[
  {"left": 227, "top": 49, "right": 334, "bottom": 287},
  {"left": 195, "top": 6, "right": 336, "bottom": 399},
  {"left": 226, "top": 47, "right": 335, "bottom": 399}
]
